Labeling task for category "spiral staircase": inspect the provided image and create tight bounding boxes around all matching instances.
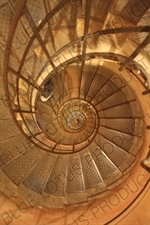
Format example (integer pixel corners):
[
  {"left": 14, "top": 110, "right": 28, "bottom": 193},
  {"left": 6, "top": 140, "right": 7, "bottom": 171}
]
[{"left": 0, "top": 0, "right": 150, "bottom": 224}]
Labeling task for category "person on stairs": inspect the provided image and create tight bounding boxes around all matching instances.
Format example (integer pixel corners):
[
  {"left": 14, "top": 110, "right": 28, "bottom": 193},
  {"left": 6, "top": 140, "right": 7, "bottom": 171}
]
[{"left": 40, "top": 79, "right": 54, "bottom": 102}]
